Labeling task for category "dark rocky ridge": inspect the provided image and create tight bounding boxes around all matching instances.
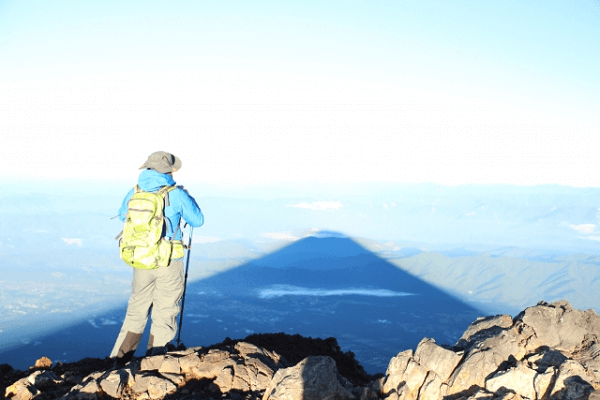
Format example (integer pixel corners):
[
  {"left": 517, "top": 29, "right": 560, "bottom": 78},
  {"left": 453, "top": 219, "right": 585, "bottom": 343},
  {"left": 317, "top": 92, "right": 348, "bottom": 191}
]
[{"left": 3, "top": 300, "right": 600, "bottom": 400}]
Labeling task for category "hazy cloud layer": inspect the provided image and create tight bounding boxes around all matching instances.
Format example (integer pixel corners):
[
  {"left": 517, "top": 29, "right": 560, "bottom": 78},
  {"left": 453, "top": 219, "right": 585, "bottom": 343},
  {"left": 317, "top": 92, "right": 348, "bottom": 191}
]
[
  {"left": 258, "top": 285, "right": 415, "bottom": 299},
  {"left": 193, "top": 236, "right": 222, "bottom": 243},
  {"left": 570, "top": 224, "right": 597, "bottom": 234},
  {"left": 61, "top": 238, "right": 83, "bottom": 246},
  {"left": 287, "top": 201, "right": 343, "bottom": 211},
  {"left": 261, "top": 232, "right": 300, "bottom": 241}
]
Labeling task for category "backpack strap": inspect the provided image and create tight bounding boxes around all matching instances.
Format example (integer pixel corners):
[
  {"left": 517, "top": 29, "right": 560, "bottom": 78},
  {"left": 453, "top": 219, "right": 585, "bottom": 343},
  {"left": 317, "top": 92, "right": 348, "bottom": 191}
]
[
  {"left": 158, "top": 185, "right": 177, "bottom": 207},
  {"left": 171, "top": 222, "right": 181, "bottom": 242},
  {"left": 158, "top": 185, "right": 179, "bottom": 239}
]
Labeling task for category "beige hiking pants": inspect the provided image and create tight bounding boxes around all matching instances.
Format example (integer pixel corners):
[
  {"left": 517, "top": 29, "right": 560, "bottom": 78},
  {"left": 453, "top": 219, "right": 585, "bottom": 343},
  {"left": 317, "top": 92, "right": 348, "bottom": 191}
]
[{"left": 110, "top": 259, "right": 184, "bottom": 359}]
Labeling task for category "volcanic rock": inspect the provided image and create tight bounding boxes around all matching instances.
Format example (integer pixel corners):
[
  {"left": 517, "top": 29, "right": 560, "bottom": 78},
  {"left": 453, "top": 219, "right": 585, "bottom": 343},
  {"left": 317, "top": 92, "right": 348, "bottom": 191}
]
[
  {"left": 263, "top": 356, "right": 355, "bottom": 400},
  {"left": 381, "top": 300, "right": 600, "bottom": 400},
  {"left": 3, "top": 300, "right": 600, "bottom": 400}
]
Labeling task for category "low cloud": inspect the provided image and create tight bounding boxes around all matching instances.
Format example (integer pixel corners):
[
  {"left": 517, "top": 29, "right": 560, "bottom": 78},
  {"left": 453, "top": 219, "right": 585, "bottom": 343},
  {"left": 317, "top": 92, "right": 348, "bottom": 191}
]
[
  {"left": 261, "top": 232, "right": 300, "bottom": 241},
  {"left": 569, "top": 224, "right": 596, "bottom": 234},
  {"left": 308, "top": 230, "right": 347, "bottom": 239},
  {"left": 258, "top": 285, "right": 415, "bottom": 299},
  {"left": 193, "top": 236, "right": 222, "bottom": 244},
  {"left": 287, "top": 201, "right": 342, "bottom": 211},
  {"left": 62, "top": 237, "right": 83, "bottom": 246}
]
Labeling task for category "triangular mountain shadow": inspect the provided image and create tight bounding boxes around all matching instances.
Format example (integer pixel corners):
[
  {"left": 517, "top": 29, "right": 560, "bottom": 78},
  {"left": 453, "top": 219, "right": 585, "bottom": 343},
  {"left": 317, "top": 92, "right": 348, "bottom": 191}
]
[{"left": 0, "top": 235, "right": 483, "bottom": 374}]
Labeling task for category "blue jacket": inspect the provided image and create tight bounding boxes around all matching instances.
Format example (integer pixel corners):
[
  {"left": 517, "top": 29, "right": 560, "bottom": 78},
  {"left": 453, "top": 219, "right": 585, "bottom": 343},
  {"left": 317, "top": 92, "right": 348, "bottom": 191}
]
[{"left": 119, "top": 169, "right": 204, "bottom": 241}]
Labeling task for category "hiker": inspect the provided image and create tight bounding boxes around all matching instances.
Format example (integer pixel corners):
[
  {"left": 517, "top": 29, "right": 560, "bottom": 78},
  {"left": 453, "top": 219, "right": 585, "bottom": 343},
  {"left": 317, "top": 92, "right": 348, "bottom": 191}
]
[{"left": 111, "top": 151, "right": 204, "bottom": 367}]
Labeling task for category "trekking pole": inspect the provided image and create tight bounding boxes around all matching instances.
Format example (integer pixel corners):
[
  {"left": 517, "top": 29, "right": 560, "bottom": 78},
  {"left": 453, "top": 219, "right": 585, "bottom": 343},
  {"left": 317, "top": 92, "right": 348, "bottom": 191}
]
[{"left": 176, "top": 225, "right": 193, "bottom": 348}]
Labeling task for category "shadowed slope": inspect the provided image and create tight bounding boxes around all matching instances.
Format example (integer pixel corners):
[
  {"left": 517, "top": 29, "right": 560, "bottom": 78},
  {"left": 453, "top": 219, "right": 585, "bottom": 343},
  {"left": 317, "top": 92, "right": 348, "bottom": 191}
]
[
  {"left": 179, "top": 236, "right": 482, "bottom": 373},
  {"left": 0, "top": 235, "right": 482, "bottom": 374}
]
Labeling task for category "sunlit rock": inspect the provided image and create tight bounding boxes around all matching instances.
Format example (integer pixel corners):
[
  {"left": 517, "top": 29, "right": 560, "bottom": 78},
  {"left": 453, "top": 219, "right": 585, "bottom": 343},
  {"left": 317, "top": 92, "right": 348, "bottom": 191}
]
[{"left": 263, "top": 356, "right": 355, "bottom": 400}]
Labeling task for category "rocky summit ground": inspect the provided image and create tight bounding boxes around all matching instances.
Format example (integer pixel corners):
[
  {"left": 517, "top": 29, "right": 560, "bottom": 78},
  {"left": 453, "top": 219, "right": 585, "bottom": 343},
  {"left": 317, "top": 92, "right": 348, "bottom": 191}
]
[
  {"left": 1, "top": 333, "right": 373, "bottom": 400},
  {"left": 3, "top": 300, "right": 600, "bottom": 400}
]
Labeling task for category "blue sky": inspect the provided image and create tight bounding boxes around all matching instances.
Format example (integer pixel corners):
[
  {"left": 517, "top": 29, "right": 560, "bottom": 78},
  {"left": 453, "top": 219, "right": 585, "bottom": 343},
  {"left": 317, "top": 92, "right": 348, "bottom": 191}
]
[{"left": 1, "top": 1, "right": 599, "bottom": 186}]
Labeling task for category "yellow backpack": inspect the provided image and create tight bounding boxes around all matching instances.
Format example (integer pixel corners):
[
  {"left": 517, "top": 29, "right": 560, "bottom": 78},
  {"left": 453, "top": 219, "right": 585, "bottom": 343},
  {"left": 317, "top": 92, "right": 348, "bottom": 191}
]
[{"left": 118, "top": 185, "right": 178, "bottom": 269}]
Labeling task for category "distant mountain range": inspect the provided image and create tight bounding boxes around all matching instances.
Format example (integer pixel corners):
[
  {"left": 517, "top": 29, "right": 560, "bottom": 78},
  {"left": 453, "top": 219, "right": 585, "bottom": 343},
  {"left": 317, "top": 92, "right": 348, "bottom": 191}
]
[
  {"left": 2, "top": 181, "right": 599, "bottom": 254},
  {"left": 387, "top": 250, "right": 600, "bottom": 316}
]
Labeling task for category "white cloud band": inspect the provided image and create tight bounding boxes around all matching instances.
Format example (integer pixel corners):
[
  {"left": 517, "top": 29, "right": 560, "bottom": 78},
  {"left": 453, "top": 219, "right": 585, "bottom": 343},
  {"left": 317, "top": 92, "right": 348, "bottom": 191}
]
[
  {"left": 261, "top": 232, "right": 300, "bottom": 241},
  {"left": 287, "top": 201, "right": 342, "bottom": 211},
  {"left": 61, "top": 237, "right": 82, "bottom": 246},
  {"left": 570, "top": 224, "right": 596, "bottom": 234},
  {"left": 258, "top": 285, "right": 415, "bottom": 299}
]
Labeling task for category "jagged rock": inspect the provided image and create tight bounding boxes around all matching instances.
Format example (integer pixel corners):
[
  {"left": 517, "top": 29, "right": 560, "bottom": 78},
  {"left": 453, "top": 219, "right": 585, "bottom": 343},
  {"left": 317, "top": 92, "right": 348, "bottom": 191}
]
[
  {"left": 418, "top": 371, "right": 446, "bottom": 400},
  {"left": 231, "top": 342, "right": 283, "bottom": 391},
  {"left": 132, "top": 374, "right": 177, "bottom": 399},
  {"left": 357, "top": 379, "right": 384, "bottom": 400},
  {"left": 485, "top": 361, "right": 537, "bottom": 400},
  {"left": 186, "top": 348, "right": 231, "bottom": 379},
  {"left": 518, "top": 300, "right": 600, "bottom": 355},
  {"left": 99, "top": 368, "right": 135, "bottom": 398},
  {"left": 5, "top": 375, "right": 40, "bottom": 400},
  {"left": 381, "top": 352, "right": 433, "bottom": 400},
  {"left": 158, "top": 372, "right": 185, "bottom": 386},
  {"left": 263, "top": 356, "right": 355, "bottom": 400},
  {"left": 232, "top": 333, "right": 372, "bottom": 387},
  {"left": 550, "top": 360, "right": 595, "bottom": 399},
  {"left": 378, "top": 300, "right": 600, "bottom": 400},
  {"left": 31, "top": 370, "right": 61, "bottom": 387},
  {"left": 4, "top": 370, "right": 59, "bottom": 400},
  {"left": 138, "top": 354, "right": 183, "bottom": 375},
  {"left": 590, "top": 390, "right": 600, "bottom": 400},
  {"left": 157, "top": 356, "right": 181, "bottom": 375},
  {"left": 62, "top": 373, "right": 103, "bottom": 399},
  {"left": 462, "top": 387, "right": 524, "bottom": 400},
  {"left": 140, "top": 355, "right": 165, "bottom": 372},
  {"left": 397, "top": 359, "right": 428, "bottom": 400},
  {"left": 178, "top": 352, "right": 201, "bottom": 373},
  {"left": 533, "top": 367, "right": 556, "bottom": 399},
  {"left": 455, "top": 314, "right": 514, "bottom": 350},
  {"left": 32, "top": 357, "right": 53, "bottom": 370},
  {"left": 446, "top": 350, "right": 505, "bottom": 395},
  {"left": 477, "top": 326, "right": 526, "bottom": 361},
  {"left": 382, "top": 349, "right": 413, "bottom": 395},
  {"left": 414, "top": 338, "right": 463, "bottom": 382},
  {"left": 527, "top": 348, "right": 568, "bottom": 370},
  {"left": 185, "top": 342, "right": 284, "bottom": 393}
]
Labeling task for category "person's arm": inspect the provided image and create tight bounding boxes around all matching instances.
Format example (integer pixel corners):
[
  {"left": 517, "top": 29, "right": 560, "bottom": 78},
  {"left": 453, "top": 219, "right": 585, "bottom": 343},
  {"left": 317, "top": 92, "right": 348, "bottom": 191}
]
[{"left": 175, "top": 187, "right": 204, "bottom": 228}]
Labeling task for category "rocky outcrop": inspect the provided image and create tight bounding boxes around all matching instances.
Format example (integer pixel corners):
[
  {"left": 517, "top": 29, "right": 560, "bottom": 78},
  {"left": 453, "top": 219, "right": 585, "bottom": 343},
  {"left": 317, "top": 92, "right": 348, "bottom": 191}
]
[
  {"left": 263, "top": 356, "right": 356, "bottom": 400},
  {"left": 381, "top": 300, "right": 600, "bottom": 400},
  {"left": 4, "top": 342, "right": 288, "bottom": 400},
  {"left": 4, "top": 300, "right": 600, "bottom": 400}
]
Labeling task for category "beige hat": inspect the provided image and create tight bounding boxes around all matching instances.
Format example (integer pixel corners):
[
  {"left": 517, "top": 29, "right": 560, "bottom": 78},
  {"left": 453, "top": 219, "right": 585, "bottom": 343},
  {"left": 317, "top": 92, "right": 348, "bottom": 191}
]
[{"left": 139, "top": 151, "right": 182, "bottom": 174}]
